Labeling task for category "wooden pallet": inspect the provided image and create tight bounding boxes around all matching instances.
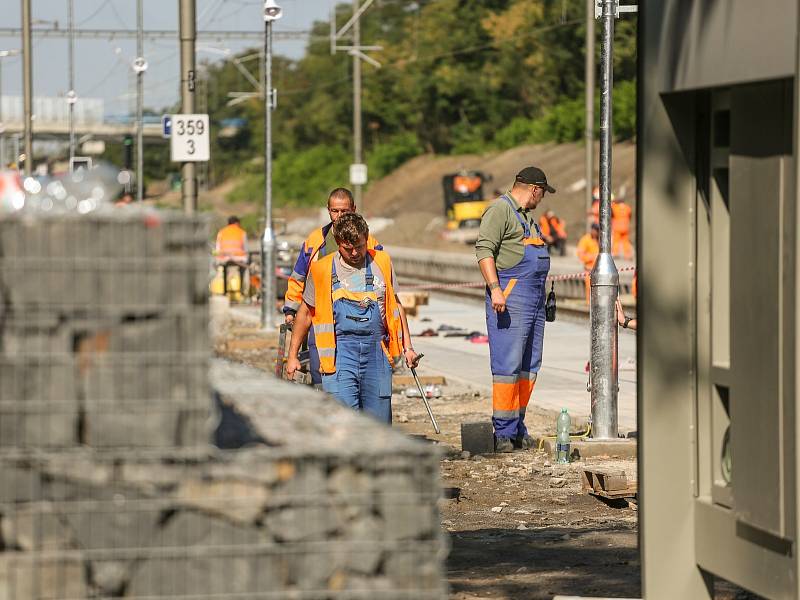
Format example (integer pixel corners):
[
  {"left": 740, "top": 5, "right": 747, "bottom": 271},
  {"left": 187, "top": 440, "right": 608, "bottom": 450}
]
[{"left": 582, "top": 468, "right": 638, "bottom": 499}]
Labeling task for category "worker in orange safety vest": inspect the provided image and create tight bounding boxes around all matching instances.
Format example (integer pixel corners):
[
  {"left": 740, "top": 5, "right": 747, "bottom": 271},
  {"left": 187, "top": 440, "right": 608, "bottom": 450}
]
[
  {"left": 215, "top": 216, "right": 249, "bottom": 295},
  {"left": 285, "top": 213, "right": 419, "bottom": 422},
  {"left": 611, "top": 196, "right": 634, "bottom": 259},
  {"left": 283, "top": 188, "right": 382, "bottom": 386},
  {"left": 538, "top": 210, "right": 567, "bottom": 256},
  {"left": 576, "top": 223, "right": 600, "bottom": 304}
]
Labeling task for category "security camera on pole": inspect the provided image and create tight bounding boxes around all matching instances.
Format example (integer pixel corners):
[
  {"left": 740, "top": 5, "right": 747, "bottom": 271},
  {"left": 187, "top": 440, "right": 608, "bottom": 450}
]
[{"left": 260, "top": 0, "right": 282, "bottom": 331}]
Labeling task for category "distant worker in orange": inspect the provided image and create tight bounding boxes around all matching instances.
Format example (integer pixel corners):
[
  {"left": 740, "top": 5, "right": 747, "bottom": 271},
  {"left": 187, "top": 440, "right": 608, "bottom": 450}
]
[
  {"left": 538, "top": 210, "right": 567, "bottom": 256},
  {"left": 589, "top": 186, "right": 600, "bottom": 226},
  {"left": 215, "top": 216, "right": 249, "bottom": 295},
  {"left": 454, "top": 170, "right": 483, "bottom": 195},
  {"left": 611, "top": 196, "right": 634, "bottom": 260},
  {"left": 576, "top": 223, "right": 600, "bottom": 304}
]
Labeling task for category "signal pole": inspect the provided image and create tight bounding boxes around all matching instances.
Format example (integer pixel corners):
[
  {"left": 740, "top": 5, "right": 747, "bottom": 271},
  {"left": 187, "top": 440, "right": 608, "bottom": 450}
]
[
  {"left": 584, "top": 0, "right": 595, "bottom": 232},
  {"left": 67, "top": 0, "right": 76, "bottom": 163},
  {"left": 21, "top": 0, "right": 32, "bottom": 175},
  {"left": 134, "top": 0, "right": 147, "bottom": 202},
  {"left": 179, "top": 0, "right": 197, "bottom": 213},
  {"left": 352, "top": 0, "right": 362, "bottom": 210}
]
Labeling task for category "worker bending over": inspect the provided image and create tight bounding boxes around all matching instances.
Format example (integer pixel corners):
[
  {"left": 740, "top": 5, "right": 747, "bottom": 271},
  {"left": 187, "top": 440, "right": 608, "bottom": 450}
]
[
  {"left": 215, "top": 216, "right": 249, "bottom": 295},
  {"left": 476, "top": 166, "right": 555, "bottom": 453},
  {"left": 283, "top": 188, "right": 381, "bottom": 386},
  {"left": 286, "top": 213, "right": 419, "bottom": 423}
]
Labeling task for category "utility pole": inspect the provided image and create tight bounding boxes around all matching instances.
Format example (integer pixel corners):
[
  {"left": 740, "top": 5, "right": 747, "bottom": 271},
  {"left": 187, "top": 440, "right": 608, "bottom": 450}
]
[
  {"left": 179, "top": 0, "right": 197, "bottom": 213},
  {"left": 67, "top": 0, "right": 76, "bottom": 163},
  {"left": 589, "top": 0, "right": 637, "bottom": 441},
  {"left": 584, "top": 0, "right": 595, "bottom": 233},
  {"left": 21, "top": 0, "right": 32, "bottom": 176},
  {"left": 261, "top": 0, "right": 282, "bottom": 331},
  {"left": 352, "top": 0, "right": 362, "bottom": 211},
  {"left": 134, "top": 0, "right": 147, "bottom": 202},
  {"left": 331, "top": 0, "right": 380, "bottom": 213},
  {"left": 0, "top": 50, "right": 19, "bottom": 169}
]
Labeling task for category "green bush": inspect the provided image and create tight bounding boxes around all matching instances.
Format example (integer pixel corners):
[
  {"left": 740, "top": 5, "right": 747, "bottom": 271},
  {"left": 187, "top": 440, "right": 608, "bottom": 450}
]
[
  {"left": 227, "top": 144, "right": 351, "bottom": 207},
  {"left": 492, "top": 81, "right": 636, "bottom": 149},
  {"left": 367, "top": 133, "right": 422, "bottom": 179}
]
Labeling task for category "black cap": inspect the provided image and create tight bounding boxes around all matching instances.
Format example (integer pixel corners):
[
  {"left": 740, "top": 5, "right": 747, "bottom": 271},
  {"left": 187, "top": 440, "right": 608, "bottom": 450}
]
[{"left": 515, "top": 166, "right": 556, "bottom": 193}]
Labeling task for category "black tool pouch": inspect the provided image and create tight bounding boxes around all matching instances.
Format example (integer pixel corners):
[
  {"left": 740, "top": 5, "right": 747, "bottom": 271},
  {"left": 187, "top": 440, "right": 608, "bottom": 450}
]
[{"left": 545, "top": 282, "right": 557, "bottom": 322}]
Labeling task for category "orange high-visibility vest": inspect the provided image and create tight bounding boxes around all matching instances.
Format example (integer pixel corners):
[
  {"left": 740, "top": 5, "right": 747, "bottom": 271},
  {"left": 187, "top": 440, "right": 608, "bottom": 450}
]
[
  {"left": 577, "top": 234, "right": 600, "bottom": 270},
  {"left": 612, "top": 201, "right": 632, "bottom": 235},
  {"left": 283, "top": 225, "right": 381, "bottom": 313},
  {"left": 309, "top": 249, "right": 403, "bottom": 374},
  {"left": 215, "top": 224, "right": 247, "bottom": 262},
  {"left": 538, "top": 215, "right": 552, "bottom": 238},
  {"left": 550, "top": 216, "right": 567, "bottom": 239}
]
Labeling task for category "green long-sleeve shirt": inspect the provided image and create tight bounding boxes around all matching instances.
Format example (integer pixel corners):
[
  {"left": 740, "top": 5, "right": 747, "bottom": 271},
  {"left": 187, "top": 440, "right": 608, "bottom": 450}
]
[{"left": 475, "top": 192, "right": 537, "bottom": 271}]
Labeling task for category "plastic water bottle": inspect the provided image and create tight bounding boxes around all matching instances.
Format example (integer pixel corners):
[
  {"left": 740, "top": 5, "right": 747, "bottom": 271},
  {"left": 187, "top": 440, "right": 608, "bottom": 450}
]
[{"left": 556, "top": 408, "right": 571, "bottom": 464}]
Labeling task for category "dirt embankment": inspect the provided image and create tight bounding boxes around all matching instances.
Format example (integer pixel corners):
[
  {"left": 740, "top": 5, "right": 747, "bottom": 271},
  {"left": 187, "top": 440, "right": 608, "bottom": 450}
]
[{"left": 363, "top": 141, "right": 636, "bottom": 250}]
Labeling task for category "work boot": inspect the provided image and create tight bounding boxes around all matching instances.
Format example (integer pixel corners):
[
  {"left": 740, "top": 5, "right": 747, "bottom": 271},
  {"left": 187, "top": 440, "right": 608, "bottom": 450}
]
[
  {"left": 495, "top": 437, "right": 514, "bottom": 453},
  {"left": 514, "top": 434, "right": 535, "bottom": 450}
]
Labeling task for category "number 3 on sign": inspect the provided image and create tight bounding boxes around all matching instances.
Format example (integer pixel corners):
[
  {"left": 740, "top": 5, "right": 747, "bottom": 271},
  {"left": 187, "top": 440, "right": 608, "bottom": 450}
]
[{"left": 170, "top": 114, "right": 210, "bottom": 162}]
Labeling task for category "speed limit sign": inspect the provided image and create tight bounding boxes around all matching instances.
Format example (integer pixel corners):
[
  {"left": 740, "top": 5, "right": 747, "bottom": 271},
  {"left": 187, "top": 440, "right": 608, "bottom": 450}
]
[{"left": 170, "top": 114, "right": 210, "bottom": 162}]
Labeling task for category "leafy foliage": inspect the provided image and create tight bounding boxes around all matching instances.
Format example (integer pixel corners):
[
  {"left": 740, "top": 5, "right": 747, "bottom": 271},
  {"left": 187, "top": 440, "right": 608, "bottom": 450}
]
[{"left": 201, "top": 0, "right": 637, "bottom": 207}]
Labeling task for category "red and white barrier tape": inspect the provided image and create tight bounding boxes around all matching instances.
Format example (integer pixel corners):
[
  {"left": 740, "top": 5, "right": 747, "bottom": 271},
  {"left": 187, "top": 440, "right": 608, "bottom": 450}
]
[
  {"left": 272, "top": 266, "right": 637, "bottom": 290},
  {"left": 402, "top": 266, "right": 636, "bottom": 291}
]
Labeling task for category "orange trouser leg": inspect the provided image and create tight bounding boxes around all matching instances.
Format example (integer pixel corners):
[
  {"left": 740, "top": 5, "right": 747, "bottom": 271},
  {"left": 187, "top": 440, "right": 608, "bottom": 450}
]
[{"left": 584, "top": 274, "right": 591, "bottom": 305}]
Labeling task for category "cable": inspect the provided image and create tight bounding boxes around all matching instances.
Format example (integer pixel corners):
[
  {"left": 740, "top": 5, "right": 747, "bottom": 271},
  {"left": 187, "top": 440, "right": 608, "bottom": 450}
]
[{"left": 78, "top": 0, "right": 113, "bottom": 26}]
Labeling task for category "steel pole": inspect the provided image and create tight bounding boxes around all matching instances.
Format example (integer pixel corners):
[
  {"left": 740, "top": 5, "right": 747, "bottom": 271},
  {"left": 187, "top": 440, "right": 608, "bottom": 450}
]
[
  {"left": 0, "top": 58, "right": 5, "bottom": 169},
  {"left": 589, "top": 0, "right": 619, "bottom": 440},
  {"left": 260, "top": 18, "right": 276, "bottom": 331},
  {"left": 21, "top": 0, "right": 32, "bottom": 175},
  {"left": 136, "top": 0, "right": 144, "bottom": 202},
  {"left": 352, "top": 0, "right": 362, "bottom": 211},
  {"left": 584, "top": 0, "right": 595, "bottom": 233},
  {"left": 179, "top": 0, "right": 197, "bottom": 213},
  {"left": 67, "top": 0, "right": 76, "bottom": 162}
]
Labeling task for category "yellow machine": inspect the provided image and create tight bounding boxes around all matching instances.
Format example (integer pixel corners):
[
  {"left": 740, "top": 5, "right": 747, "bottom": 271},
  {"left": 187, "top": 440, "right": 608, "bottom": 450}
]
[
  {"left": 442, "top": 171, "right": 492, "bottom": 229},
  {"left": 210, "top": 264, "right": 245, "bottom": 303}
]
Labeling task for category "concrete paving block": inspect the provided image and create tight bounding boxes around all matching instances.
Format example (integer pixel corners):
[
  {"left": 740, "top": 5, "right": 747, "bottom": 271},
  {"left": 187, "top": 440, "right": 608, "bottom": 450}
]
[
  {"left": 461, "top": 421, "right": 495, "bottom": 455},
  {"left": 0, "top": 404, "right": 79, "bottom": 448},
  {"left": 0, "top": 553, "right": 87, "bottom": 600},
  {"left": 83, "top": 405, "right": 180, "bottom": 448}
]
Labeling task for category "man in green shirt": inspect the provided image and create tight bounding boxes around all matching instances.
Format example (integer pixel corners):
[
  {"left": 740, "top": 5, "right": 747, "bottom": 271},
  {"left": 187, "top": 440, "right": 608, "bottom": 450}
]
[{"left": 476, "top": 166, "right": 555, "bottom": 452}]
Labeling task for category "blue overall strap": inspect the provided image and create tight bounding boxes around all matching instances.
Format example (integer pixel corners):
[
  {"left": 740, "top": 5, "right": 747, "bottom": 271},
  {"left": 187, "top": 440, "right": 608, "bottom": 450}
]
[
  {"left": 331, "top": 256, "right": 374, "bottom": 291},
  {"left": 364, "top": 255, "right": 375, "bottom": 291},
  {"left": 501, "top": 194, "right": 532, "bottom": 238},
  {"left": 331, "top": 258, "right": 341, "bottom": 289}
]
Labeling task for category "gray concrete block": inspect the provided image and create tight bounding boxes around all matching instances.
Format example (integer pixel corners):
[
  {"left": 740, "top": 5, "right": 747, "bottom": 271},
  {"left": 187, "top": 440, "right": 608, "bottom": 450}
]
[
  {"left": 83, "top": 404, "right": 181, "bottom": 448},
  {"left": 461, "top": 421, "right": 495, "bottom": 455},
  {"left": 0, "top": 553, "right": 87, "bottom": 600},
  {"left": 0, "top": 405, "right": 79, "bottom": 448}
]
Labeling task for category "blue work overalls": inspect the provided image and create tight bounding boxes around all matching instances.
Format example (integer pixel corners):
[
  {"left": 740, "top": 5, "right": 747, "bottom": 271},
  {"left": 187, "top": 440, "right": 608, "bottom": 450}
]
[
  {"left": 321, "top": 257, "right": 393, "bottom": 423},
  {"left": 486, "top": 195, "right": 550, "bottom": 440}
]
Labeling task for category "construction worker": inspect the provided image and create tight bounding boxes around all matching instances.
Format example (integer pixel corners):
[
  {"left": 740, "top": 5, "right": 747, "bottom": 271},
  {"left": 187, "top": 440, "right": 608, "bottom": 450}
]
[
  {"left": 283, "top": 188, "right": 382, "bottom": 386},
  {"left": 476, "top": 166, "right": 555, "bottom": 453},
  {"left": 577, "top": 223, "right": 600, "bottom": 304},
  {"left": 115, "top": 192, "right": 133, "bottom": 207},
  {"left": 215, "top": 216, "right": 249, "bottom": 295},
  {"left": 285, "top": 213, "right": 419, "bottom": 422},
  {"left": 539, "top": 210, "right": 567, "bottom": 256},
  {"left": 589, "top": 186, "right": 600, "bottom": 226},
  {"left": 611, "top": 196, "right": 634, "bottom": 259}
]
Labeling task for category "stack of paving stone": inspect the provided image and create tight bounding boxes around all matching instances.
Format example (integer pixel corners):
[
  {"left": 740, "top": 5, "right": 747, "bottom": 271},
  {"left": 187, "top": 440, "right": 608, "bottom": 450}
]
[
  {"left": 0, "top": 211, "right": 447, "bottom": 598},
  {"left": 0, "top": 210, "right": 210, "bottom": 449}
]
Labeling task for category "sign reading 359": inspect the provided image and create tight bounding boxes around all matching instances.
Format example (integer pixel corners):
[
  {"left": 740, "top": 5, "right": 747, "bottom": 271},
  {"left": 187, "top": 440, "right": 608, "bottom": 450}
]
[{"left": 170, "top": 114, "right": 210, "bottom": 162}]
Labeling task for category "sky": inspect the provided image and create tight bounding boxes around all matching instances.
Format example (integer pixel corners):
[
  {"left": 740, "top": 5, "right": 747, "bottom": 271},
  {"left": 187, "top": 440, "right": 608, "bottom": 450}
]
[{"left": 0, "top": 0, "right": 333, "bottom": 117}]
